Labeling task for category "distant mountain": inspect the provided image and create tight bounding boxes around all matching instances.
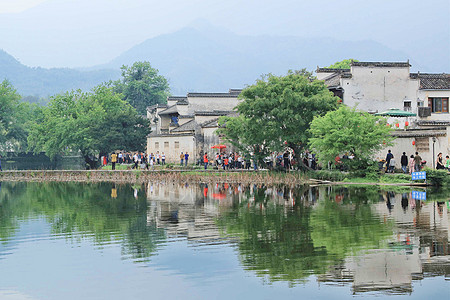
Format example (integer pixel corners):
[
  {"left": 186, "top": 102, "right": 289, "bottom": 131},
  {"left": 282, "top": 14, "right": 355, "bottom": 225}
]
[
  {"left": 97, "top": 22, "right": 416, "bottom": 95},
  {"left": 0, "top": 50, "right": 119, "bottom": 98},
  {"left": 0, "top": 22, "right": 425, "bottom": 98}
]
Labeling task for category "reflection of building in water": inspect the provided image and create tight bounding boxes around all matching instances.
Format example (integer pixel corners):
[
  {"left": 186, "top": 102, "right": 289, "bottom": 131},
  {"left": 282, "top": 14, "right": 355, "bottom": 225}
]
[
  {"left": 146, "top": 182, "right": 238, "bottom": 245},
  {"left": 318, "top": 190, "right": 449, "bottom": 294}
]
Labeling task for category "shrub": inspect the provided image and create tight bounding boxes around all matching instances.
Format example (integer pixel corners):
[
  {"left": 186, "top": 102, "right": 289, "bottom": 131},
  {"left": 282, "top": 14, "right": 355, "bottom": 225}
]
[{"left": 422, "top": 168, "right": 450, "bottom": 187}]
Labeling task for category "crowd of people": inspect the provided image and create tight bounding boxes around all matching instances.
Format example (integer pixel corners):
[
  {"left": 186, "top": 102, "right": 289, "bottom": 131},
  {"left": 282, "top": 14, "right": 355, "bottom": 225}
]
[
  {"left": 102, "top": 151, "right": 167, "bottom": 170},
  {"left": 100, "top": 148, "right": 450, "bottom": 173},
  {"left": 383, "top": 150, "right": 450, "bottom": 173}
]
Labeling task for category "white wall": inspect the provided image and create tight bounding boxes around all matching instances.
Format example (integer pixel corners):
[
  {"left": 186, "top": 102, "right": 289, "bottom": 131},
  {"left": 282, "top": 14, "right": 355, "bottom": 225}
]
[
  {"left": 342, "top": 66, "right": 419, "bottom": 113},
  {"left": 147, "top": 135, "right": 196, "bottom": 164},
  {"left": 187, "top": 96, "right": 240, "bottom": 114}
]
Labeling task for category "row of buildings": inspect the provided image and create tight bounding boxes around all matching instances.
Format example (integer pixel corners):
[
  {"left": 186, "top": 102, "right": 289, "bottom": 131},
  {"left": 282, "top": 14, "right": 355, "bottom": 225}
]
[{"left": 147, "top": 61, "right": 450, "bottom": 166}]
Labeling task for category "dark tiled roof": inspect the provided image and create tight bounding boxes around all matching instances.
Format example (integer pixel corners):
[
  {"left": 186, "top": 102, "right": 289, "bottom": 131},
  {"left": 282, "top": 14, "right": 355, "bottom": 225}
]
[
  {"left": 167, "top": 96, "right": 187, "bottom": 101},
  {"left": 177, "top": 99, "right": 189, "bottom": 105},
  {"left": 323, "top": 73, "right": 342, "bottom": 87},
  {"left": 188, "top": 92, "right": 239, "bottom": 98},
  {"left": 158, "top": 105, "right": 178, "bottom": 115},
  {"left": 316, "top": 68, "right": 350, "bottom": 73},
  {"left": 171, "top": 120, "right": 196, "bottom": 132},
  {"left": 352, "top": 61, "right": 410, "bottom": 68},
  {"left": 410, "top": 73, "right": 450, "bottom": 90},
  {"left": 194, "top": 110, "right": 233, "bottom": 116},
  {"left": 201, "top": 118, "right": 219, "bottom": 128},
  {"left": 179, "top": 115, "right": 194, "bottom": 119},
  {"left": 150, "top": 133, "right": 194, "bottom": 138},
  {"left": 417, "top": 120, "right": 450, "bottom": 126},
  {"left": 229, "top": 89, "right": 243, "bottom": 95},
  {"left": 147, "top": 103, "right": 168, "bottom": 112}
]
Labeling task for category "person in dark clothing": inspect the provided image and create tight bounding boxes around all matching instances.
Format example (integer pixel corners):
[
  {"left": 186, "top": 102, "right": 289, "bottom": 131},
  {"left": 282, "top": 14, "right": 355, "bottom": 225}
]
[
  {"left": 283, "top": 151, "right": 290, "bottom": 171},
  {"left": 385, "top": 150, "right": 393, "bottom": 172},
  {"left": 400, "top": 152, "right": 408, "bottom": 173},
  {"left": 414, "top": 152, "right": 422, "bottom": 172}
]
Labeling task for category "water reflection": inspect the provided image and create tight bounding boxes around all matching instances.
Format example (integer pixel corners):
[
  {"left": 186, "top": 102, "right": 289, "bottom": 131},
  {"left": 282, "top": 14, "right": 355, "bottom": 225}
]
[{"left": 0, "top": 181, "right": 448, "bottom": 297}]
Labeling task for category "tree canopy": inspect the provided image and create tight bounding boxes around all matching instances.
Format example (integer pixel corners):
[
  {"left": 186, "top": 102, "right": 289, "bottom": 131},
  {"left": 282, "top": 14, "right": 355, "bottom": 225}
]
[
  {"left": 309, "top": 105, "right": 394, "bottom": 170},
  {"left": 326, "top": 59, "right": 359, "bottom": 69},
  {"left": 113, "top": 61, "right": 170, "bottom": 115},
  {"left": 218, "top": 71, "right": 339, "bottom": 163},
  {"left": 27, "top": 85, "right": 150, "bottom": 168},
  {"left": 0, "top": 80, "right": 37, "bottom": 152}
]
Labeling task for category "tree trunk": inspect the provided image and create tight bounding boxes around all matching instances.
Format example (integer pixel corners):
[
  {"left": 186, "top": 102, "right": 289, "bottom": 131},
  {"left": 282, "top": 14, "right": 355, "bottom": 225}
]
[{"left": 83, "top": 155, "right": 97, "bottom": 170}]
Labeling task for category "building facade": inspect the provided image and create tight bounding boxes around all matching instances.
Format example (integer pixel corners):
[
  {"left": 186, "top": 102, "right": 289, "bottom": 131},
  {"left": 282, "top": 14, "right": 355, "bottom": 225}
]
[
  {"left": 146, "top": 89, "right": 241, "bottom": 163},
  {"left": 317, "top": 61, "right": 450, "bottom": 167}
]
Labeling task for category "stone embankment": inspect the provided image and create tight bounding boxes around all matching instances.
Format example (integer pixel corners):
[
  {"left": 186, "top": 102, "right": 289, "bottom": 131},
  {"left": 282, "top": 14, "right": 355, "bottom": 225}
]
[{"left": 0, "top": 170, "right": 308, "bottom": 186}]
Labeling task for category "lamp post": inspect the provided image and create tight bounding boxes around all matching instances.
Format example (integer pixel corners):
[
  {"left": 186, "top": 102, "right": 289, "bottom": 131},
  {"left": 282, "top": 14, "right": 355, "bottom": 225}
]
[{"left": 432, "top": 137, "right": 436, "bottom": 169}]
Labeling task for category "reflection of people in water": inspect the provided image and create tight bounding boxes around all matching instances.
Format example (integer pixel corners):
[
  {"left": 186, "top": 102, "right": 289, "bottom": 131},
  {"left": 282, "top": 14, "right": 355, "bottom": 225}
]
[
  {"left": 203, "top": 184, "right": 208, "bottom": 198},
  {"left": 386, "top": 191, "right": 395, "bottom": 212},
  {"left": 111, "top": 184, "right": 117, "bottom": 198},
  {"left": 437, "top": 202, "right": 444, "bottom": 216},
  {"left": 401, "top": 193, "right": 408, "bottom": 211}
]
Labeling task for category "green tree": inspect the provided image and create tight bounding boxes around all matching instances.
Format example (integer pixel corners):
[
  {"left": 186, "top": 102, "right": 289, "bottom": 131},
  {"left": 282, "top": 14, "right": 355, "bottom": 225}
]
[
  {"left": 0, "top": 80, "right": 37, "bottom": 152},
  {"left": 327, "top": 59, "right": 359, "bottom": 69},
  {"left": 309, "top": 105, "right": 394, "bottom": 171},
  {"left": 28, "top": 85, "right": 150, "bottom": 168},
  {"left": 218, "top": 71, "right": 339, "bottom": 165},
  {"left": 113, "top": 61, "right": 170, "bottom": 114}
]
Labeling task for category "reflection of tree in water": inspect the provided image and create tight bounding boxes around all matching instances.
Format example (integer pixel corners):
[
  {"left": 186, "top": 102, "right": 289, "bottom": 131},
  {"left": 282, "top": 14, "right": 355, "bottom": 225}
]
[
  {"left": 0, "top": 182, "right": 166, "bottom": 262},
  {"left": 216, "top": 186, "right": 392, "bottom": 285}
]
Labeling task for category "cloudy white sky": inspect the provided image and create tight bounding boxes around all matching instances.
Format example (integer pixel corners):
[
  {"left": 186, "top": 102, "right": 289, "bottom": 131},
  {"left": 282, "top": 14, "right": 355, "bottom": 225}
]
[{"left": 0, "top": 0, "right": 449, "bottom": 70}]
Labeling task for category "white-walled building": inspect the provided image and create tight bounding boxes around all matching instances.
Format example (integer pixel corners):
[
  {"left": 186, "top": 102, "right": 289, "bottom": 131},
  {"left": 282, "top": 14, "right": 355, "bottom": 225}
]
[
  {"left": 317, "top": 61, "right": 450, "bottom": 167},
  {"left": 146, "top": 89, "right": 241, "bottom": 163}
]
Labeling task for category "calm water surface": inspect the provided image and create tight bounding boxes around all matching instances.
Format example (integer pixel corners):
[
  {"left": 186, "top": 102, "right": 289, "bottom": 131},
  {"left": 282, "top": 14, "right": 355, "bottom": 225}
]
[{"left": 0, "top": 182, "right": 448, "bottom": 299}]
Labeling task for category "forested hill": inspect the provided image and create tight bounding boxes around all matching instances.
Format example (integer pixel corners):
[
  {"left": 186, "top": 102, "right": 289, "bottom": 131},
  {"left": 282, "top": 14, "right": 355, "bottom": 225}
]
[
  {"left": 0, "top": 50, "right": 119, "bottom": 100},
  {"left": 2, "top": 22, "right": 417, "bottom": 99},
  {"left": 97, "top": 23, "right": 415, "bottom": 95}
]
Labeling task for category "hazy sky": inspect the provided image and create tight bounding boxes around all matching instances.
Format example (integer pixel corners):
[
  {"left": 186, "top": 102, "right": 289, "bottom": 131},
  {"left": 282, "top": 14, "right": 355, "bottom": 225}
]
[{"left": 0, "top": 0, "right": 449, "bottom": 70}]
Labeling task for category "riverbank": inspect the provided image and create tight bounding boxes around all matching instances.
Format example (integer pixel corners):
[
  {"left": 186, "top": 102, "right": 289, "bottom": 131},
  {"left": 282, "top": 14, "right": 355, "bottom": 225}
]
[
  {"left": 0, "top": 170, "right": 309, "bottom": 186},
  {"left": 0, "top": 169, "right": 435, "bottom": 187}
]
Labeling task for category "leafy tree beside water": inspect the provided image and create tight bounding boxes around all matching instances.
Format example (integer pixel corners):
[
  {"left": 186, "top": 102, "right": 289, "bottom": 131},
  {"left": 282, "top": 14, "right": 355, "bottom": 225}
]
[
  {"left": 309, "top": 106, "right": 394, "bottom": 173},
  {"left": 113, "top": 61, "right": 170, "bottom": 115},
  {"left": 27, "top": 85, "right": 150, "bottom": 168},
  {"left": 218, "top": 71, "right": 339, "bottom": 165},
  {"left": 0, "top": 80, "right": 38, "bottom": 152}
]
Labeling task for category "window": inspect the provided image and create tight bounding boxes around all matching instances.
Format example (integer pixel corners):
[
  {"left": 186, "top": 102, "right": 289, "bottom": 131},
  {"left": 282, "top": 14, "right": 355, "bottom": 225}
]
[
  {"left": 155, "top": 142, "right": 159, "bottom": 149},
  {"left": 428, "top": 97, "right": 449, "bottom": 113},
  {"left": 174, "top": 141, "right": 179, "bottom": 149},
  {"left": 403, "top": 101, "right": 411, "bottom": 111},
  {"left": 164, "top": 142, "right": 169, "bottom": 148}
]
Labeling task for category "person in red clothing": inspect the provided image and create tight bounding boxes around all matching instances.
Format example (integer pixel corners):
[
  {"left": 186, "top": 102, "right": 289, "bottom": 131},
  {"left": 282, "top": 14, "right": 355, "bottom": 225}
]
[{"left": 203, "top": 153, "right": 208, "bottom": 170}]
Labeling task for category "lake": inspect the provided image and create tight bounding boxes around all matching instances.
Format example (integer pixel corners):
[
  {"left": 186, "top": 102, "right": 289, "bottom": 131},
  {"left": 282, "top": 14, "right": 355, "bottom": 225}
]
[{"left": 0, "top": 182, "right": 448, "bottom": 299}]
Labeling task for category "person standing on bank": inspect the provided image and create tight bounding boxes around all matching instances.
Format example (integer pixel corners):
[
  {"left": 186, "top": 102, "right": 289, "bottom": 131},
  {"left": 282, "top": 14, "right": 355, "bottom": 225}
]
[
  {"left": 111, "top": 152, "right": 117, "bottom": 170},
  {"left": 385, "top": 150, "right": 393, "bottom": 172},
  {"left": 414, "top": 152, "right": 422, "bottom": 172},
  {"left": 184, "top": 152, "right": 189, "bottom": 166},
  {"left": 180, "top": 152, "right": 184, "bottom": 166},
  {"left": 436, "top": 153, "right": 445, "bottom": 170},
  {"left": 203, "top": 153, "right": 208, "bottom": 170},
  {"left": 408, "top": 155, "right": 415, "bottom": 174},
  {"left": 401, "top": 152, "right": 408, "bottom": 174}
]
